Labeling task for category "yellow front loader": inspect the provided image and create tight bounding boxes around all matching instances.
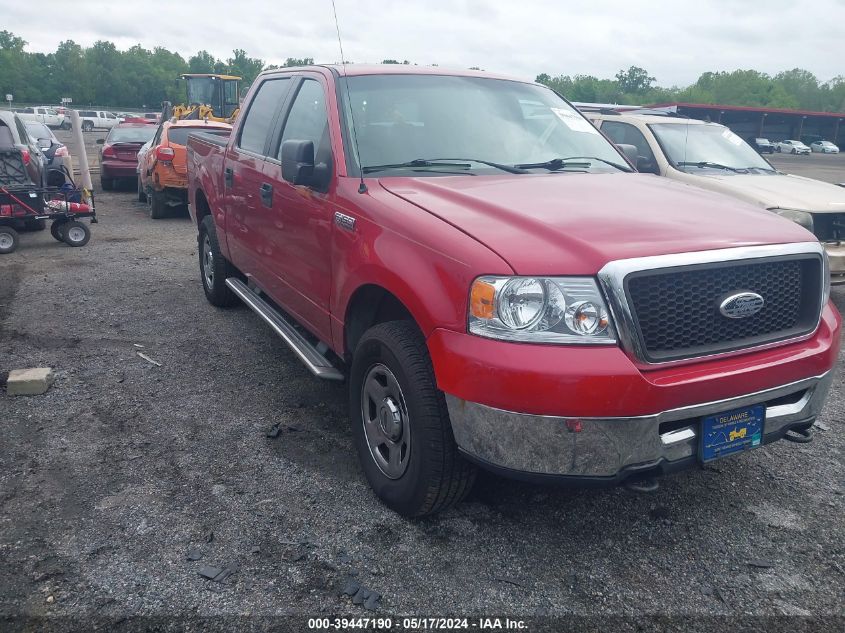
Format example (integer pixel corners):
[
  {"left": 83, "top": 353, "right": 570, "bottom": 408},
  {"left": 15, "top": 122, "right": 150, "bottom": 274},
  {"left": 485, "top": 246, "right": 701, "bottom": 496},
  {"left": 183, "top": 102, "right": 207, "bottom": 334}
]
[{"left": 164, "top": 74, "right": 241, "bottom": 123}]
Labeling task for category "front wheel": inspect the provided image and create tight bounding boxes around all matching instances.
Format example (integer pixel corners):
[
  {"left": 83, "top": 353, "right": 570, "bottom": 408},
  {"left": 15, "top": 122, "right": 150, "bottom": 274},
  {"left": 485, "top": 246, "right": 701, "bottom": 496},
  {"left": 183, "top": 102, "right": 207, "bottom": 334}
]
[
  {"left": 791, "top": 148, "right": 797, "bottom": 154},
  {"left": 349, "top": 321, "right": 476, "bottom": 517},
  {"left": 82, "top": 121, "right": 93, "bottom": 132},
  {"left": 198, "top": 215, "right": 239, "bottom": 307}
]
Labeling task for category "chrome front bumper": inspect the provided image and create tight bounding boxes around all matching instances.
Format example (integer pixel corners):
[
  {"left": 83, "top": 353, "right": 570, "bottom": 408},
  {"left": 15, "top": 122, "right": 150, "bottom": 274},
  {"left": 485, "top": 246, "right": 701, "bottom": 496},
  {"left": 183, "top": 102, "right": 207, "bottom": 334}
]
[{"left": 445, "top": 372, "right": 833, "bottom": 482}]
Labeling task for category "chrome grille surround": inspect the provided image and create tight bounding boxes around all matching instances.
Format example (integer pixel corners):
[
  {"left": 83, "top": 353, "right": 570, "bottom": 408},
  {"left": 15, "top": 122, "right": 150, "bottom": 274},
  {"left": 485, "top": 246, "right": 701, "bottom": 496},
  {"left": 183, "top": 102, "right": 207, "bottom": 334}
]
[{"left": 597, "top": 242, "right": 826, "bottom": 367}]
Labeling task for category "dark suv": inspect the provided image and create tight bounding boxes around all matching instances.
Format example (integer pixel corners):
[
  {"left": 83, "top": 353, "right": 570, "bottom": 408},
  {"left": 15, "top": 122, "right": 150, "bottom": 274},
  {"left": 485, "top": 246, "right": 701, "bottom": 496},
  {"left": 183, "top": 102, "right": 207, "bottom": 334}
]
[{"left": 749, "top": 137, "right": 775, "bottom": 154}]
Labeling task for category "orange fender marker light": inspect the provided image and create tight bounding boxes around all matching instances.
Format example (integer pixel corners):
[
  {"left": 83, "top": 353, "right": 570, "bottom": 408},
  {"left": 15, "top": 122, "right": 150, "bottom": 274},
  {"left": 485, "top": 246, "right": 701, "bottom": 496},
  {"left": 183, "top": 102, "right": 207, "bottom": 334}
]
[{"left": 470, "top": 280, "right": 496, "bottom": 319}]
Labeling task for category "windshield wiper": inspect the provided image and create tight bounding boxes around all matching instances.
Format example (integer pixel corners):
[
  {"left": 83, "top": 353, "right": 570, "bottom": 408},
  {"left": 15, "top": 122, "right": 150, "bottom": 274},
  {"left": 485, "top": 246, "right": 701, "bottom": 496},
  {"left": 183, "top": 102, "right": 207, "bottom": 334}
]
[
  {"left": 516, "top": 156, "right": 632, "bottom": 172},
  {"left": 676, "top": 161, "right": 745, "bottom": 173},
  {"left": 362, "top": 158, "right": 526, "bottom": 175}
]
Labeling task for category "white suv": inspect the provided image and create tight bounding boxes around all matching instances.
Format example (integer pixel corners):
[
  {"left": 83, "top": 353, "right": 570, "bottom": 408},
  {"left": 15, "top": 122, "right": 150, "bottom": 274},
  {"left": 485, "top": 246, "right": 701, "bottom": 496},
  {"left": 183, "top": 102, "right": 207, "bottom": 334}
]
[
  {"left": 588, "top": 111, "right": 845, "bottom": 282},
  {"left": 76, "top": 110, "right": 120, "bottom": 132},
  {"left": 15, "top": 106, "right": 66, "bottom": 129}
]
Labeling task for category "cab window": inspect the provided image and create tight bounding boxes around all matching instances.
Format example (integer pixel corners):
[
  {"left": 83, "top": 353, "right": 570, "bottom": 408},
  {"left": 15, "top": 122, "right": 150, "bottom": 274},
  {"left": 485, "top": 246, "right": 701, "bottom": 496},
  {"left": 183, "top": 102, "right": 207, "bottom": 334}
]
[
  {"left": 600, "top": 121, "right": 659, "bottom": 174},
  {"left": 237, "top": 77, "right": 292, "bottom": 155}
]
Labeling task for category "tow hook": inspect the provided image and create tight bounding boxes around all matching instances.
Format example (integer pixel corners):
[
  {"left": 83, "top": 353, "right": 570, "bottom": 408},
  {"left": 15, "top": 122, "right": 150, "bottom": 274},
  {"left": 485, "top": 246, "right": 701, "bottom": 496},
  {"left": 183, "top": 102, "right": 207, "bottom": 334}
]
[
  {"left": 623, "top": 477, "right": 659, "bottom": 493},
  {"left": 784, "top": 426, "right": 814, "bottom": 444}
]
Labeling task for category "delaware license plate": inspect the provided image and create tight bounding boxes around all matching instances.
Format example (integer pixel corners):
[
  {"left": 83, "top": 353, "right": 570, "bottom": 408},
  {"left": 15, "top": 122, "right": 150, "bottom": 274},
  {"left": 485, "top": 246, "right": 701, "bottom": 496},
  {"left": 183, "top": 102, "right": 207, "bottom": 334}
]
[{"left": 701, "top": 405, "right": 765, "bottom": 462}]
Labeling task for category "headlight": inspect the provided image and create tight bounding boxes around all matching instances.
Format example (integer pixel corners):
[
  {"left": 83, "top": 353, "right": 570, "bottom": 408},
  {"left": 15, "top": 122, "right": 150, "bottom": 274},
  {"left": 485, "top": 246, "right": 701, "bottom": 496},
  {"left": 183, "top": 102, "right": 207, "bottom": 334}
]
[
  {"left": 769, "top": 208, "right": 814, "bottom": 233},
  {"left": 469, "top": 276, "right": 616, "bottom": 343}
]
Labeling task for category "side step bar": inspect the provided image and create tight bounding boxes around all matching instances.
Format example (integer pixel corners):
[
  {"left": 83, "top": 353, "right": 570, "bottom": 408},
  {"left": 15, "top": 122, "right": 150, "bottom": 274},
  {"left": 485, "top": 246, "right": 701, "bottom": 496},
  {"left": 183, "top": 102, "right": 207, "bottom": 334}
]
[{"left": 225, "top": 278, "right": 344, "bottom": 381}]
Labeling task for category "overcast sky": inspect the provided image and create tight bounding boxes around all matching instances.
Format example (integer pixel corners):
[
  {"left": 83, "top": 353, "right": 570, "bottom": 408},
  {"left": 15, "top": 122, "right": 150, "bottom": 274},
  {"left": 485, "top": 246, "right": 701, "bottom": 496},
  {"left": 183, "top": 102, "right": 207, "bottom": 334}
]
[{"left": 6, "top": 0, "right": 845, "bottom": 86}]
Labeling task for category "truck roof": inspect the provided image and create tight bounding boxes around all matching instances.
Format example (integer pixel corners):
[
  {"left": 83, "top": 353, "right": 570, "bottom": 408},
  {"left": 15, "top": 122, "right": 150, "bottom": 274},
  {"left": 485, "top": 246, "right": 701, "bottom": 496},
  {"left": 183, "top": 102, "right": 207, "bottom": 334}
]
[{"left": 263, "top": 64, "right": 534, "bottom": 84}]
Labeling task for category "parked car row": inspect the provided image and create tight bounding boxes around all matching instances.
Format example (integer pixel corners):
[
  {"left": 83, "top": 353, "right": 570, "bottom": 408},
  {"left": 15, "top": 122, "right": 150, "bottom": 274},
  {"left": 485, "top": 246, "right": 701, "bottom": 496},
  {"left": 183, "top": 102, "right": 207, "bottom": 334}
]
[
  {"left": 748, "top": 137, "right": 840, "bottom": 155},
  {"left": 96, "top": 115, "right": 231, "bottom": 218}
]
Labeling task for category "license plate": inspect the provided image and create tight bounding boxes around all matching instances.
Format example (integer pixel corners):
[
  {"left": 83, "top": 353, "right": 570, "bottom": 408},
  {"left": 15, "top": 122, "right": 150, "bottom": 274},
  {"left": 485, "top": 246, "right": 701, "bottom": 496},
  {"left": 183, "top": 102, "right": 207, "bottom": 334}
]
[{"left": 701, "top": 404, "right": 765, "bottom": 462}]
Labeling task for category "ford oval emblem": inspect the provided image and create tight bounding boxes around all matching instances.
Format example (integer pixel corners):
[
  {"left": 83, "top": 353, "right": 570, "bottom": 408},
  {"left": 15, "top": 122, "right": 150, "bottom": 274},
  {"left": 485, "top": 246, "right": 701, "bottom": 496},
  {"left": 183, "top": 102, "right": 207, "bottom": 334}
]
[{"left": 719, "top": 292, "right": 765, "bottom": 319}]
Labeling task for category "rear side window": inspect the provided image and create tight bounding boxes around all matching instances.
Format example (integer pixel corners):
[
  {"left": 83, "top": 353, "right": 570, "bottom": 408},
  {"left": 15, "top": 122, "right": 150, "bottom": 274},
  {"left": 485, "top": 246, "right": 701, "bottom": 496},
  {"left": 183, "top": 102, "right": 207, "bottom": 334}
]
[
  {"left": 238, "top": 78, "right": 292, "bottom": 155},
  {"left": 167, "top": 127, "right": 229, "bottom": 146}
]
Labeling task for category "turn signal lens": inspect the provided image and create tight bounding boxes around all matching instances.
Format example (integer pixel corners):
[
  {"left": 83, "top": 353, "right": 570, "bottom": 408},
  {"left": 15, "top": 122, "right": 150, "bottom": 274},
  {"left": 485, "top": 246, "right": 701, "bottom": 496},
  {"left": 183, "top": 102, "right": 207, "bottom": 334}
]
[{"left": 470, "top": 279, "right": 496, "bottom": 319}]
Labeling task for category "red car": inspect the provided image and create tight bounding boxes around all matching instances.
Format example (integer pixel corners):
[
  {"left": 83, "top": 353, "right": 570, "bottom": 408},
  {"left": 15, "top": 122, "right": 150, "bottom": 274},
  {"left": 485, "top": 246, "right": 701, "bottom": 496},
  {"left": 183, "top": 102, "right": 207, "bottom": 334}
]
[
  {"left": 187, "top": 65, "right": 840, "bottom": 516},
  {"left": 97, "top": 121, "right": 157, "bottom": 190}
]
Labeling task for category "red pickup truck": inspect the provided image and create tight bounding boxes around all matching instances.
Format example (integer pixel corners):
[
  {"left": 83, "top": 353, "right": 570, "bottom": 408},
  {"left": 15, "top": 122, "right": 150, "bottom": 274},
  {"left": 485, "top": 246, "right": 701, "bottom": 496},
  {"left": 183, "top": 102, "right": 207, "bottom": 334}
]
[{"left": 187, "top": 65, "right": 840, "bottom": 516}]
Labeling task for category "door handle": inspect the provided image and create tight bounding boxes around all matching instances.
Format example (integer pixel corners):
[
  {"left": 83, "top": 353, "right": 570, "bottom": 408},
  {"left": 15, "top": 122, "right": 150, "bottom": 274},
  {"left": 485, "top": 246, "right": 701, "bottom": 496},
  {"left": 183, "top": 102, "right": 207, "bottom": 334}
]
[
  {"left": 260, "top": 182, "right": 273, "bottom": 207},
  {"left": 224, "top": 167, "right": 234, "bottom": 188}
]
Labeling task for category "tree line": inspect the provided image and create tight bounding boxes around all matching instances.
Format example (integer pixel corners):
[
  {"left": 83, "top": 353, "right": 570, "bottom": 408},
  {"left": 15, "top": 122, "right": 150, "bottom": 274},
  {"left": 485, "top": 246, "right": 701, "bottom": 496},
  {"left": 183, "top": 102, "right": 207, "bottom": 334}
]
[
  {"left": 537, "top": 66, "right": 845, "bottom": 113},
  {"left": 2, "top": 31, "right": 844, "bottom": 113}
]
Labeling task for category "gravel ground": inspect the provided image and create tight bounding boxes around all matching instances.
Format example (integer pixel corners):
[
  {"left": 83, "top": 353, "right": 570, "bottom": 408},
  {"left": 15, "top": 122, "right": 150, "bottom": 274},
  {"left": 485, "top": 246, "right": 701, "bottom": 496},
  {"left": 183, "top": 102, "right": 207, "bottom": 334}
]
[{"left": 0, "top": 132, "right": 843, "bottom": 631}]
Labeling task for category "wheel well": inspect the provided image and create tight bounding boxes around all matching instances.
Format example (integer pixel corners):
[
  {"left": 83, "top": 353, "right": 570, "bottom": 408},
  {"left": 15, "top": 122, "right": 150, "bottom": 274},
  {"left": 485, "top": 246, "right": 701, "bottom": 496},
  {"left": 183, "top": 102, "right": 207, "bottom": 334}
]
[
  {"left": 344, "top": 285, "right": 415, "bottom": 359},
  {"left": 195, "top": 189, "right": 211, "bottom": 227}
]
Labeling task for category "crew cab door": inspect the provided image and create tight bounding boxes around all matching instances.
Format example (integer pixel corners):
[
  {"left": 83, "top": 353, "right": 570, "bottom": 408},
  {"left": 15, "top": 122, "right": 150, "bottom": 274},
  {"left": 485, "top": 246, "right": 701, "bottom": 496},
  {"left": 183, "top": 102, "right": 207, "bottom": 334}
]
[
  {"left": 259, "top": 75, "right": 336, "bottom": 341},
  {"left": 221, "top": 76, "right": 294, "bottom": 284}
]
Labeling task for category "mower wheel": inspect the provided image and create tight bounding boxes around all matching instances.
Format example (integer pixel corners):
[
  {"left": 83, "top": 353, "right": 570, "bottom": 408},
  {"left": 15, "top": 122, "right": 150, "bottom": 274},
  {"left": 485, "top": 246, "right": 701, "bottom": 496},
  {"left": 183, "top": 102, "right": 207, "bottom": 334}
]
[
  {"left": 50, "top": 220, "right": 67, "bottom": 242},
  {"left": 62, "top": 221, "right": 91, "bottom": 247},
  {"left": 0, "top": 226, "right": 20, "bottom": 254}
]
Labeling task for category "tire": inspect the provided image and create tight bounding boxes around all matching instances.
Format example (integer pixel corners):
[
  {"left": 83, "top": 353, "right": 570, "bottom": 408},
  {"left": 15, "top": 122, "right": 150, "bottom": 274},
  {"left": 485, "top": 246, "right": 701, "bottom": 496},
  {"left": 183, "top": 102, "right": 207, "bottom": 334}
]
[
  {"left": 149, "top": 190, "right": 167, "bottom": 219},
  {"left": 82, "top": 121, "right": 93, "bottom": 132},
  {"left": 791, "top": 148, "right": 796, "bottom": 154},
  {"left": 100, "top": 177, "right": 114, "bottom": 191},
  {"left": 137, "top": 176, "right": 147, "bottom": 203},
  {"left": 198, "top": 215, "right": 239, "bottom": 307},
  {"left": 50, "top": 220, "right": 67, "bottom": 242},
  {"left": 349, "top": 321, "right": 477, "bottom": 517},
  {"left": 62, "top": 221, "right": 90, "bottom": 247},
  {"left": 0, "top": 226, "right": 20, "bottom": 254}
]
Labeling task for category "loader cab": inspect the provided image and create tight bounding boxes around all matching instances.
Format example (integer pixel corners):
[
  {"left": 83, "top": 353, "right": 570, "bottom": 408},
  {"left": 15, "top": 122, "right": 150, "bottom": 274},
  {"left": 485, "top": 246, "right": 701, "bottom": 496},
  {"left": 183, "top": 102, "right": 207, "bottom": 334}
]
[{"left": 181, "top": 74, "right": 241, "bottom": 119}]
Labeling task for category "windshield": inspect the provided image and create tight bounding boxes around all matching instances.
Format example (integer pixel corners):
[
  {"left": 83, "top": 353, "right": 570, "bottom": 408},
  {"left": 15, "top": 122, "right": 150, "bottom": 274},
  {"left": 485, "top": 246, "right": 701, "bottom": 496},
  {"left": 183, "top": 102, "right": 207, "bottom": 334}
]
[
  {"left": 107, "top": 126, "right": 157, "bottom": 143},
  {"left": 342, "top": 74, "right": 625, "bottom": 175},
  {"left": 186, "top": 77, "right": 217, "bottom": 106},
  {"left": 650, "top": 123, "right": 772, "bottom": 171}
]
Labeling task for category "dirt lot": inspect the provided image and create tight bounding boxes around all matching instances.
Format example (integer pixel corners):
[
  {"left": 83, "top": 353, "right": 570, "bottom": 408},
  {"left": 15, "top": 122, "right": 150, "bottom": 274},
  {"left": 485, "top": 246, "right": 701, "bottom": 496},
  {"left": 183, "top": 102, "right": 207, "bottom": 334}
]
[
  {"left": 769, "top": 152, "right": 845, "bottom": 184},
  {"left": 1, "top": 131, "right": 844, "bottom": 631}
]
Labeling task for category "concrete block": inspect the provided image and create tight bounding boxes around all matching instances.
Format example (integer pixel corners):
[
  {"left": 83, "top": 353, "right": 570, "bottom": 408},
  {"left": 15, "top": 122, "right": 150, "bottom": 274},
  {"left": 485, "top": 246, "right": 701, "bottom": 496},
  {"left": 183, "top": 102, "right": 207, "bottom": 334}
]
[{"left": 6, "top": 368, "right": 55, "bottom": 396}]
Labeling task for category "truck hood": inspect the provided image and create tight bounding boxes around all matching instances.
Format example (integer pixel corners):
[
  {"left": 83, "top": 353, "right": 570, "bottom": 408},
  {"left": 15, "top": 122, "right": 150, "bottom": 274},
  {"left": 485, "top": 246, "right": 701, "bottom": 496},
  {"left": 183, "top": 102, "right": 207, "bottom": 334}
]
[
  {"left": 380, "top": 174, "right": 815, "bottom": 275},
  {"left": 678, "top": 171, "right": 845, "bottom": 213}
]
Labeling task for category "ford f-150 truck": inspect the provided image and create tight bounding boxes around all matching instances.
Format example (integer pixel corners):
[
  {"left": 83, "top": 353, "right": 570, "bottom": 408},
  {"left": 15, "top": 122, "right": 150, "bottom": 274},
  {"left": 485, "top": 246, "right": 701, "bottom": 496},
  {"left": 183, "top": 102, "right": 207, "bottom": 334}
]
[{"left": 187, "top": 65, "right": 840, "bottom": 517}]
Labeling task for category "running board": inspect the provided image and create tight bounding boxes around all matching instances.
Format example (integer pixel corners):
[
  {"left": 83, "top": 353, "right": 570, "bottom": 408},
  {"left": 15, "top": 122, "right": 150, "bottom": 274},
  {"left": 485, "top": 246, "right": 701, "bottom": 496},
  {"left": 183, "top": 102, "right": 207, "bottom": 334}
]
[{"left": 225, "top": 278, "right": 344, "bottom": 381}]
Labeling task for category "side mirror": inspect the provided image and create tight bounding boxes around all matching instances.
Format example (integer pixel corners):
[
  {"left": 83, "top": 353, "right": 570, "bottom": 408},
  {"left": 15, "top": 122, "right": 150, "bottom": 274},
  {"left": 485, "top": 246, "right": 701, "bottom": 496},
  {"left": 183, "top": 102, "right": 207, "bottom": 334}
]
[
  {"left": 636, "top": 157, "right": 659, "bottom": 175},
  {"left": 615, "top": 143, "right": 638, "bottom": 167},
  {"left": 96, "top": 138, "right": 105, "bottom": 145},
  {"left": 281, "top": 139, "right": 315, "bottom": 186}
]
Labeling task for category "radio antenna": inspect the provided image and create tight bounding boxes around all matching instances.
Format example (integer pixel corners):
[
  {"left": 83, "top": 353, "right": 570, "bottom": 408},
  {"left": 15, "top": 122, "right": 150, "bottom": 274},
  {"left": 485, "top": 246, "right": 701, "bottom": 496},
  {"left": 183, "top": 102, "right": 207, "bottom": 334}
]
[{"left": 331, "top": 0, "right": 367, "bottom": 194}]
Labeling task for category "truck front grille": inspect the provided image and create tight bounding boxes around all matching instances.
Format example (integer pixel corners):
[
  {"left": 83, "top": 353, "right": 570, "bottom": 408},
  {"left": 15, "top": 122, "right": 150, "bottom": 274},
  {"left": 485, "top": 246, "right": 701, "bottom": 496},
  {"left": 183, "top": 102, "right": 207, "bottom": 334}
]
[{"left": 625, "top": 256, "right": 823, "bottom": 363}]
